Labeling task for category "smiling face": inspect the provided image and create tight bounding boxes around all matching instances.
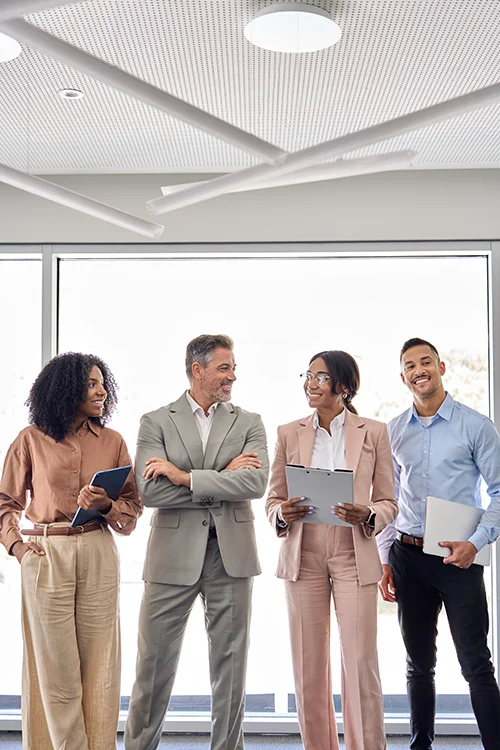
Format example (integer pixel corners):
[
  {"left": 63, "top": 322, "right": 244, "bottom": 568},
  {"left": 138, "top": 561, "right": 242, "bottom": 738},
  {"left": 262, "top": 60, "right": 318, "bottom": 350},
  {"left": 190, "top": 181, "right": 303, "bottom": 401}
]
[
  {"left": 73, "top": 365, "right": 107, "bottom": 427},
  {"left": 400, "top": 345, "right": 446, "bottom": 401},
  {"left": 191, "top": 346, "right": 236, "bottom": 406},
  {"left": 304, "top": 356, "right": 346, "bottom": 413}
]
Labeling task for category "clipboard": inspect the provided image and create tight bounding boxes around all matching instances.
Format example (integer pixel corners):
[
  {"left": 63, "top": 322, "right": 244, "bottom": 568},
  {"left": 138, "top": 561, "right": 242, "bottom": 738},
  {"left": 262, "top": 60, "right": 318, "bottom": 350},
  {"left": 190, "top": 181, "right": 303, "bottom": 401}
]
[
  {"left": 423, "top": 495, "right": 491, "bottom": 566},
  {"left": 285, "top": 464, "right": 354, "bottom": 527},
  {"left": 71, "top": 465, "right": 132, "bottom": 527}
]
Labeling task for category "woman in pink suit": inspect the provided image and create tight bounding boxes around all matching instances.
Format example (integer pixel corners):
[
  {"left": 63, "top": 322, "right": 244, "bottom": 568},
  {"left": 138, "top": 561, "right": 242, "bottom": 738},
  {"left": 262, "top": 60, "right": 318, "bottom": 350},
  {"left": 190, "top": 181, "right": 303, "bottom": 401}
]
[{"left": 266, "top": 350, "right": 397, "bottom": 750}]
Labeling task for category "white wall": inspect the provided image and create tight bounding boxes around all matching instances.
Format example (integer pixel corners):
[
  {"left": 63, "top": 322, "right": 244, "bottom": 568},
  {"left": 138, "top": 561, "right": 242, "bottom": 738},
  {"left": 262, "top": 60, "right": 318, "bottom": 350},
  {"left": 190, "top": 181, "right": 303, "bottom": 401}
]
[{"left": 0, "top": 169, "right": 499, "bottom": 244}]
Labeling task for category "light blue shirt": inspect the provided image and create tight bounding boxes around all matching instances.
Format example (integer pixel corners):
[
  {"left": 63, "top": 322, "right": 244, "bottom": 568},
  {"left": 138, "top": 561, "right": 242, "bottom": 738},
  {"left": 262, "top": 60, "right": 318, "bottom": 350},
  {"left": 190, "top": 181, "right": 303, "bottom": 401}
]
[{"left": 376, "top": 393, "right": 500, "bottom": 564}]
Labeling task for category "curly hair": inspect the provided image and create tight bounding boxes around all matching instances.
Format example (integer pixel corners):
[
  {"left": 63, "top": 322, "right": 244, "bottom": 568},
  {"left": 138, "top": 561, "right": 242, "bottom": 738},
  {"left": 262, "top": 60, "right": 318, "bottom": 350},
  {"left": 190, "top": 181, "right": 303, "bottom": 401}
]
[{"left": 26, "top": 353, "right": 118, "bottom": 441}]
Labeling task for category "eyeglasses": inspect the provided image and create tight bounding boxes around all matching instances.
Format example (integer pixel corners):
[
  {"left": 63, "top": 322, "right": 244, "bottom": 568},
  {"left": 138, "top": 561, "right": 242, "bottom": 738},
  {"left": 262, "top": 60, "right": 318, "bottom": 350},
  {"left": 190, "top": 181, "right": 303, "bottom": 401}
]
[{"left": 300, "top": 372, "right": 331, "bottom": 386}]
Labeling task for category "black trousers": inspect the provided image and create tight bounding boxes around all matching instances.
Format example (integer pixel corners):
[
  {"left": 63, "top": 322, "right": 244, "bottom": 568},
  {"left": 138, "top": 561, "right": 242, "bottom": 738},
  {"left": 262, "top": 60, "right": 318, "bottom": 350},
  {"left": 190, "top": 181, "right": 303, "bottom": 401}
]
[{"left": 389, "top": 539, "right": 500, "bottom": 750}]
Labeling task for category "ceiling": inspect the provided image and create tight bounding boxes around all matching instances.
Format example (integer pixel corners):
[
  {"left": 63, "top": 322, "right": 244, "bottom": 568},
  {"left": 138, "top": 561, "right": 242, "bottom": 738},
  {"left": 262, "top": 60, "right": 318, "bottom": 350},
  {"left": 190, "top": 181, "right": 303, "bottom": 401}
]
[{"left": 0, "top": 0, "right": 499, "bottom": 174}]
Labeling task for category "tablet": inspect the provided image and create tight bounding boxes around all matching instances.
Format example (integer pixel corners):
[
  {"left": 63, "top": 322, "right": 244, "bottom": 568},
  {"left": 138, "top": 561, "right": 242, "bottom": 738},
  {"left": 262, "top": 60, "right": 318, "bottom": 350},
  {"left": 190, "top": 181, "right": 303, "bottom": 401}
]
[{"left": 70, "top": 465, "right": 132, "bottom": 527}]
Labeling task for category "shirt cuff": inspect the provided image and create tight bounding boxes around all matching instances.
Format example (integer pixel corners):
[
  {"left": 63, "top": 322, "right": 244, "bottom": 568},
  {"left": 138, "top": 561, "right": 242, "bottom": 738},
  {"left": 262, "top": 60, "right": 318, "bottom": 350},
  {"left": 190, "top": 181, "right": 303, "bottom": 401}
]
[
  {"left": 468, "top": 528, "right": 488, "bottom": 553},
  {"left": 190, "top": 472, "right": 193, "bottom": 492},
  {"left": 102, "top": 502, "right": 122, "bottom": 525},
  {"left": 5, "top": 529, "right": 23, "bottom": 555},
  {"left": 378, "top": 546, "right": 391, "bottom": 565}
]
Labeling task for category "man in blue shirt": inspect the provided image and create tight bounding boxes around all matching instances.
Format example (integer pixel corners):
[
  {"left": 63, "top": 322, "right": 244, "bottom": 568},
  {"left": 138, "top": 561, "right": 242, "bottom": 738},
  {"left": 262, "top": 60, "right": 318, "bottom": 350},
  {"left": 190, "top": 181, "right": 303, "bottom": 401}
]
[{"left": 377, "top": 337, "right": 500, "bottom": 750}]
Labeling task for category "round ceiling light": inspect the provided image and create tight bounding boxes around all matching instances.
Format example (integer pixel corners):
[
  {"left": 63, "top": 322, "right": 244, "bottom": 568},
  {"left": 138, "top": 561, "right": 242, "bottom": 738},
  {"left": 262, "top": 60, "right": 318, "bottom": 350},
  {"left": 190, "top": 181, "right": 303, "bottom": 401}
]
[
  {"left": 244, "top": 3, "right": 341, "bottom": 53},
  {"left": 0, "top": 32, "right": 22, "bottom": 63},
  {"left": 59, "top": 88, "right": 85, "bottom": 100}
]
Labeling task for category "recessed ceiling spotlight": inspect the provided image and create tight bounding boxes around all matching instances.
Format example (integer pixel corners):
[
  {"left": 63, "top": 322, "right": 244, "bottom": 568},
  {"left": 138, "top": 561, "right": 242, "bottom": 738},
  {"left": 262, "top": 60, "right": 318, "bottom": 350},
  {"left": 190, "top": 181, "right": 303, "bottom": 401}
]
[
  {"left": 59, "top": 88, "right": 84, "bottom": 100},
  {"left": 244, "top": 3, "right": 341, "bottom": 53},
  {"left": 0, "top": 31, "right": 22, "bottom": 63}
]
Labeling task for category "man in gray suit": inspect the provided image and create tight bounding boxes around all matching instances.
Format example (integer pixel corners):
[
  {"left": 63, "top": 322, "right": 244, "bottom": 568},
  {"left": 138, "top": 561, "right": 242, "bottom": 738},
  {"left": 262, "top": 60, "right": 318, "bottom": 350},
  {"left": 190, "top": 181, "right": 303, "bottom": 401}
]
[{"left": 125, "top": 334, "right": 269, "bottom": 750}]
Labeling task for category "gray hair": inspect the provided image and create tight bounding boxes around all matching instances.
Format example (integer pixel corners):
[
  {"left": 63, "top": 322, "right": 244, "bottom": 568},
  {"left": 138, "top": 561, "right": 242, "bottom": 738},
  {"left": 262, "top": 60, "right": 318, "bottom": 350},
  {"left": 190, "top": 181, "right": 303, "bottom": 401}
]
[{"left": 185, "top": 334, "right": 234, "bottom": 379}]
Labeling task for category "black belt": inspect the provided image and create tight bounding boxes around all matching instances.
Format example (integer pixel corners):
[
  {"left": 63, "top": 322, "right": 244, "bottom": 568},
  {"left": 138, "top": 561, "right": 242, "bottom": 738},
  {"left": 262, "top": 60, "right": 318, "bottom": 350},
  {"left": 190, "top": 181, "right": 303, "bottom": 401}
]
[
  {"left": 396, "top": 531, "right": 424, "bottom": 547},
  {"left": 208, "top": 526, "right": 217, "bottom": 539}
]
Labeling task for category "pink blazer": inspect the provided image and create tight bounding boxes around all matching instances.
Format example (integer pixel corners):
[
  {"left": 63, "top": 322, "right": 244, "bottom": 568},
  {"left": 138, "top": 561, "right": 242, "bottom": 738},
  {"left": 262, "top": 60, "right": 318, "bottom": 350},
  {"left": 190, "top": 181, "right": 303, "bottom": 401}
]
[{"left": 265, "top": 409, "right": 397, "bottom": 586}]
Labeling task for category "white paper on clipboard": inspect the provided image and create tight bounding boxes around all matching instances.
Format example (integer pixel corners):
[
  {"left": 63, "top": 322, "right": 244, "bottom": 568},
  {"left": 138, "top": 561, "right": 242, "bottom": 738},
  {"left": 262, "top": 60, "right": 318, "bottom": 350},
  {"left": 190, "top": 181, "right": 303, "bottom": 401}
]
[
  {"left": 423, "top": 495, "right": 491, "bottom": 566},
  {"left": 285, "top": 464, "right": 354, "bottom": 527}
]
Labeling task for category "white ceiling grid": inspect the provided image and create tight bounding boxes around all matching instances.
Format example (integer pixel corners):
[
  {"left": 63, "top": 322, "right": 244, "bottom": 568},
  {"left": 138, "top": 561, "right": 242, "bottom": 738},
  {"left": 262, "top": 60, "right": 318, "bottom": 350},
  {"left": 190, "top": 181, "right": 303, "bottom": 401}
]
[{"left": 0, "top": 0, "right": 499, "bottom": 173}]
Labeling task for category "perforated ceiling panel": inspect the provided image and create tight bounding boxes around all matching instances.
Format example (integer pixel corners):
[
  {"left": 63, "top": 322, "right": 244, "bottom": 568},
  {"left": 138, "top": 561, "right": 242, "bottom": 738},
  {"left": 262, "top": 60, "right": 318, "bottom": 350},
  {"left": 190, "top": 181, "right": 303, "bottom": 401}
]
[{"left": 0, "top": 0, "right": 499, "bottom": 173}]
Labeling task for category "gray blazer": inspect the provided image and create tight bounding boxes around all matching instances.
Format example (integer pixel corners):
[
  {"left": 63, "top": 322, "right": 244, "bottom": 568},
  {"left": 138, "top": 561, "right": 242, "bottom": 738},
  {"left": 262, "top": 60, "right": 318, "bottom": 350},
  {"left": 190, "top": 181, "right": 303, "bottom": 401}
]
[{"left": 136, "top": 392, "right": 269, "bottom": 585}]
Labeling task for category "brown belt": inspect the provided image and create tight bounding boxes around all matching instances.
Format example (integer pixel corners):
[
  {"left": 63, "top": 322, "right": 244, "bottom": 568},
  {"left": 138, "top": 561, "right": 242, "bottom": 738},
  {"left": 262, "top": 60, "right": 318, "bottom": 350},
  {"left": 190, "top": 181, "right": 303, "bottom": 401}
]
[
  {"left": 396, "top": 531, "right": 424, "bottom": 547},
  {"left": 21, "top": 520, "right": 106, "bottom": 537}
]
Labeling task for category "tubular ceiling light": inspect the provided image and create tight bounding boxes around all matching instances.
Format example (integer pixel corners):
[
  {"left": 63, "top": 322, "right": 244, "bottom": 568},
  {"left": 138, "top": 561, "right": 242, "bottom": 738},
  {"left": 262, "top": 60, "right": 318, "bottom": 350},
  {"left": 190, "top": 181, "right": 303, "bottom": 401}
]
[
  {"left": 0, "top": 31, "right": 21, "bottom": 62},
  {"left": 244, "top": 3, "right": 341, "bottom": 53},
  {"left": 0, "top": 18, "right": 284, "bottom": 163},
  {"left": 146, "top": 79, "right": 500, "bottom": 216},
  {"left": 0, "top": 163, "right": 164, "bottom": 238},
  {"left": 158, "top": 151, "right": 419, "bottom": 200}
]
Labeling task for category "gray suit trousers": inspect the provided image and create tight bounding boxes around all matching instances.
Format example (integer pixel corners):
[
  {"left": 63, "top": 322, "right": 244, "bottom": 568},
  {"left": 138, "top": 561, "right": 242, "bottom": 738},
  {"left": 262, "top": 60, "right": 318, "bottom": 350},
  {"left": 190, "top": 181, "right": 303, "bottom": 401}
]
[{"left": 124, "top": 538, "right": 253, "bottom": 750}]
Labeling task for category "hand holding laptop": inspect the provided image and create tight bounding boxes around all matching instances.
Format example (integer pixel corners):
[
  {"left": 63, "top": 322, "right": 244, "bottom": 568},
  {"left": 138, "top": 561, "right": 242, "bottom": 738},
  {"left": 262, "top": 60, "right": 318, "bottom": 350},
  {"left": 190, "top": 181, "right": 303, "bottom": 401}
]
[
  {"left": 438, "top": 540, "right": 479, "bottom": 569},
  {"left": 424, "top": 496, "right": 490, "bottom": 567}
]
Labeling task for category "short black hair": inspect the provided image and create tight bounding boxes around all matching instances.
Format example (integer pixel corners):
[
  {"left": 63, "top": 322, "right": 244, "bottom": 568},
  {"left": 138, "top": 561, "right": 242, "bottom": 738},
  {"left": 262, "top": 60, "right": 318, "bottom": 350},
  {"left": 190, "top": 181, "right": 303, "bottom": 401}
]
[
  {"left": 400, "top": 338, "right": 440, "bottom": 363},
  {"left": 26, "top": 352, "right": 118, "bottom": 441},
  {"left": 309, "top": 350, "right": 360, "bottom": 415}
]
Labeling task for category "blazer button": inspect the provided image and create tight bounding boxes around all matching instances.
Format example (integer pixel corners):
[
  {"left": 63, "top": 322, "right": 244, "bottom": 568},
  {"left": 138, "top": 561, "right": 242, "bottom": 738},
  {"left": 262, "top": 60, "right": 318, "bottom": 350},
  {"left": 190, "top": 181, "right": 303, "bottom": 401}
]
[{"left": 202, "top": 520, "right": 209, "bottom": 526}]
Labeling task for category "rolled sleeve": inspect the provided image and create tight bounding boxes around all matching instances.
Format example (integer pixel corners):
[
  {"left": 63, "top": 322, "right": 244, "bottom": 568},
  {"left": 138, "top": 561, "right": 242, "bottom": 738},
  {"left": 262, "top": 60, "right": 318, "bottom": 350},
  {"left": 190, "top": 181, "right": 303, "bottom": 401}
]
[
  {"left": 471, "top": 417, "right": 500, "bottom": 547},
  {"left": 0, "top": 433, "right": 32, "bottom": 554}
]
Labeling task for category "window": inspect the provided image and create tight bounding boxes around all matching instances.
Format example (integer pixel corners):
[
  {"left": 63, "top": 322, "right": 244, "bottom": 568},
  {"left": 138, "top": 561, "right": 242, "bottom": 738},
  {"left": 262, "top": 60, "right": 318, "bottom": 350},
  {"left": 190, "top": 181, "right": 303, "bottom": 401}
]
[
  {"left": 0, "top": 257, "right": 42, "bottom": 708},
  {"left": 57, "top": 252, "right": 489, "bottom": 719}
]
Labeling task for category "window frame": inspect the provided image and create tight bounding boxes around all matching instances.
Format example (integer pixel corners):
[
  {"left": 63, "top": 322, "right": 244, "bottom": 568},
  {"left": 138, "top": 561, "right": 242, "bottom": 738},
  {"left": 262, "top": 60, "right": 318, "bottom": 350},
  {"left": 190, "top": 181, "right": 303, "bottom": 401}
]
[{"left": 0, "top": 240, "right": 496, "bottom": 738}]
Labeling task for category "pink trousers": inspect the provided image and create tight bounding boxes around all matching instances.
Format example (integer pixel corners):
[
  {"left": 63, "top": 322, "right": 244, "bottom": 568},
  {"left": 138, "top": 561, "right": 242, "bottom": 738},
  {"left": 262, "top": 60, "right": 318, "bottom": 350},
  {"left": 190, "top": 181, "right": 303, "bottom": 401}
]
[{"left": 285, "top": 524, "right": 386, "bottom": 750}]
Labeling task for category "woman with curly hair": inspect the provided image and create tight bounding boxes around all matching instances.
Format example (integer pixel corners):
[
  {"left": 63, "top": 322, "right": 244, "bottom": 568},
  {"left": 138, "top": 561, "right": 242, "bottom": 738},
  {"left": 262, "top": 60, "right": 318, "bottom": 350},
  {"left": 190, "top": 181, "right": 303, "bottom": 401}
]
[{"left": 0, "top": 352, "right": 142, "bottom": 750}]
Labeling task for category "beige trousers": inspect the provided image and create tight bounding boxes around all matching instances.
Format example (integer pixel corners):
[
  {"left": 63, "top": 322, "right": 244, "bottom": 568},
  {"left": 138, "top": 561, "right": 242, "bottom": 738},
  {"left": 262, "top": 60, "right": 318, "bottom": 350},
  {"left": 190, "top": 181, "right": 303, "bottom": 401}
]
[
  {"left": 285, "top": 524, "right": 385, "bottom": 750},
  {"left": 21, "top": 523, "right": 121, "bottom": 750}
]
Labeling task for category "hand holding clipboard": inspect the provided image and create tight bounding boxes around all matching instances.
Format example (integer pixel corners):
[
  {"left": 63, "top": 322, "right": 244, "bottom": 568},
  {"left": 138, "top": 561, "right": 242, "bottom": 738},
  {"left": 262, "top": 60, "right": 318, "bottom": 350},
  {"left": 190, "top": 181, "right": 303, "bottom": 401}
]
[{"left": 285, "top": 464, "right": 355, "bottom": 527}]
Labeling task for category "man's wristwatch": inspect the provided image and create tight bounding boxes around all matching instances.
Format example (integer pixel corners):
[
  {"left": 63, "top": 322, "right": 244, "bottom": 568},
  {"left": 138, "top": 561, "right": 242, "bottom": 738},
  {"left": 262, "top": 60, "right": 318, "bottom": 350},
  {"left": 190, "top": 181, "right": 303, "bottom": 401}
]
[{"left": 364, "top": 510, "right": 376, "bottom": 528}]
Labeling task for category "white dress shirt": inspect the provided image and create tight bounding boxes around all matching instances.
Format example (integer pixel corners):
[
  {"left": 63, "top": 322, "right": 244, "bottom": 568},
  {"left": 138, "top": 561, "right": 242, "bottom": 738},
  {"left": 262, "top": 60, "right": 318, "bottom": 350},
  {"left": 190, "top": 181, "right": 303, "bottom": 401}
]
[
  {"left": 186, "top": 390, "right": 218, "bottom": 453},
  {"left": 310, "top": 409, "right": 347, "bottom": 470},
  {"left": 185, "top": 393, "right": 226, "bottom": 528},
  {"left": 277, "top": 409, "right": 347, "bottom": 527}
]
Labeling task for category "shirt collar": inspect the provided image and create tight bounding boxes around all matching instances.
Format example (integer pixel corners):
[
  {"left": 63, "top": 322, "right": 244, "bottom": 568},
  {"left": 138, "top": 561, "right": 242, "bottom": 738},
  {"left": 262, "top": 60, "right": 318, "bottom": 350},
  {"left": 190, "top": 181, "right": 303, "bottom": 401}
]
[
  {"left": 408, "top": 391, "right": 454, "bottom": 424},
  {"left": 71, "top": 419, "right": 100, "bottom": 436},
  {"left": 313, "top": 409, "right": 346, "bottom": 430},
  {"left": 186, "top": 390, "right": 220, "bottom": 417}
]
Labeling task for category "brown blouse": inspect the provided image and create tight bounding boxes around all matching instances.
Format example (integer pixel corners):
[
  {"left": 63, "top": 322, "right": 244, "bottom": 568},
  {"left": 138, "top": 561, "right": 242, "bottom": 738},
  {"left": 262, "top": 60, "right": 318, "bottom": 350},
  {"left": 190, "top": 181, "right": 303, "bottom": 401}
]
[{"left": 0, "top": 421, "right": 142, "bottom": 553}]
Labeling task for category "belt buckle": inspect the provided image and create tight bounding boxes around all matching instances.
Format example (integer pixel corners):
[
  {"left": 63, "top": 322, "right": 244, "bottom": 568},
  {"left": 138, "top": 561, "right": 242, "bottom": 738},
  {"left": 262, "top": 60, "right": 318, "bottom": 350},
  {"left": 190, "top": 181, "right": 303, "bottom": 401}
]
[{"left": 75, "top": 525, "right": 85, "bottom": 535}]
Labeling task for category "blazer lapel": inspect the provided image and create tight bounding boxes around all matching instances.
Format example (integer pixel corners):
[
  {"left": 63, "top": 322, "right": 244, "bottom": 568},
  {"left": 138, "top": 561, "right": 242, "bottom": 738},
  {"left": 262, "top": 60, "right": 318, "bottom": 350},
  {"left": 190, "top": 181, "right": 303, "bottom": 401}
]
[
  {"left": 203, "top": 403, "right": 237, "bottom": 469},
  {"left": 169, "top": 394, "right": 204, "bottom": 469},
  {"left": 344, "top": 410, "right": 367, "bottom": 474},
  {"left": 297, "top": 415, "right": 316, "bottom": 466}
]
